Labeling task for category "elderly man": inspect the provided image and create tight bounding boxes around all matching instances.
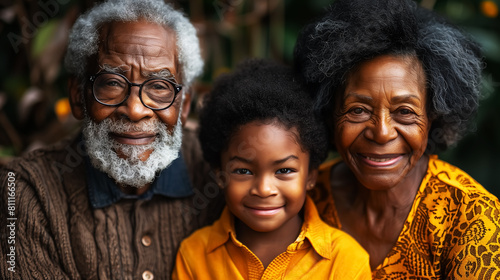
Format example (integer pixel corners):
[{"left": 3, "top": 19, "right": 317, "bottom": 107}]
[{"left": 0, "top": 0, "right": 223, "bottom": 279}]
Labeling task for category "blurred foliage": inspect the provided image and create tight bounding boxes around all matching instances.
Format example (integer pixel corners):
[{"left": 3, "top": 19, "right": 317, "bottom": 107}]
[
  {"left": 0, "top": 0, "right": 499, "bottom": 196},
  {"left": 429, "top": 0, "right": 500, "bottom": 197}
]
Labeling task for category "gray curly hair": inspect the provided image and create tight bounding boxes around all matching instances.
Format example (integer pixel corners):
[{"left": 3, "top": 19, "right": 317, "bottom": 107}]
[
  {"left": 64, "top": 0, "right": 203, "bottom": 89},
  {"left": 294, "top": 0, "right": 483, "bottom": 151}
]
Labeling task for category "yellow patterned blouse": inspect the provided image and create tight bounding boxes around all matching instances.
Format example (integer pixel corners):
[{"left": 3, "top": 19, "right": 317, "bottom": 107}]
[{"left": 309, "top": 155, "right": 500, "bottom": 279}]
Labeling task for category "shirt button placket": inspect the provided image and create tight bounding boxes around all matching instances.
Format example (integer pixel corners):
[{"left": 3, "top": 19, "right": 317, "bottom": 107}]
[
  {"left": 141, "top": 235, "right": 152, "bottom": 247},
  {"left": 141, "top": 235, "right": 153, "bottom": 279},
  {"left": 142, "top": 270, "right": 154, "bottom": 280}
]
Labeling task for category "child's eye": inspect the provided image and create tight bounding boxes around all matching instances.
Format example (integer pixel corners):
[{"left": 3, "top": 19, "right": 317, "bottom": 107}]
[
  {"left": 233, "top": 168, "right": 252, "bottom": 175},
  {"left": 276, "top": 168, "right": 294, "bottom": 174}
]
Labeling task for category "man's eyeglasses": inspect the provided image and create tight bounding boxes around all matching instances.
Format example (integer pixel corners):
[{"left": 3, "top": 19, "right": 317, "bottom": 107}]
[{"left": 89, "top": 72, "right": 183, "bottom": 111}]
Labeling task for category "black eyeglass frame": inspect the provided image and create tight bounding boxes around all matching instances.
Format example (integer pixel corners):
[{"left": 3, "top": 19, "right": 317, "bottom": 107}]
[{"left": 89, "top": 72, "right": 183, "bottom": 111}]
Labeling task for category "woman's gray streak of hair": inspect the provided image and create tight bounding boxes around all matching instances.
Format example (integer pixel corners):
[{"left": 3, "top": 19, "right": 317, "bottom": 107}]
[
  {"left": 64, "top": 0, "right": 203, "bottom": 91},
  {"left": 418, "top": 22, "right": 483, "bottom": 147},
  {"left": 294, "top": 0, "right": 483, "bottom": 151}
]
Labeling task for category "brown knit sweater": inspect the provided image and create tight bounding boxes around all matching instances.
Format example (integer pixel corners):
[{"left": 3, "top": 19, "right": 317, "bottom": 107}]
[{"left": 0, "top": 127, "right": 224, "bottom": 280}]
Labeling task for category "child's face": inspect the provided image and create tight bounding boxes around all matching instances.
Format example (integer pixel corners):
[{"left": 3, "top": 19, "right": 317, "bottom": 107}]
[{"left": 219, "top": 121, "right": 317, "bottom": 233}]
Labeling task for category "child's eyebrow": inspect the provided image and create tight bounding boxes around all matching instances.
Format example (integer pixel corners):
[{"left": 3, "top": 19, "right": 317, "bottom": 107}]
[
  {"left": 228, "top": 155, "right": 299, "bottom": 165},
  {"left": 273, "top": 155, "right": 299, "bottom": 165},
  {"left": 228, "top": 156, "right": 252, "bottom": 163}
]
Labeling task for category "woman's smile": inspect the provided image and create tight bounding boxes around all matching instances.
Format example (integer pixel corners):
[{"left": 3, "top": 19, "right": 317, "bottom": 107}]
[
  {"left": 358, "top": 154, "right": 403, "bottom": 167},
  {"left": 334, "top": 55, "right": 430, "bottom": 190}
]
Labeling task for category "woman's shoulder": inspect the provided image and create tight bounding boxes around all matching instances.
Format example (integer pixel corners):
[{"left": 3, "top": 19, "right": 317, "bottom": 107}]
[
  {"left": 412, "top": 157, "right": 500, "bottom": 277},
  {"left": 425, "top": 156, "right": 495, "bottom": 199},
  {"left": 418, "top": 156, "right": 500, "bottom": 220}
]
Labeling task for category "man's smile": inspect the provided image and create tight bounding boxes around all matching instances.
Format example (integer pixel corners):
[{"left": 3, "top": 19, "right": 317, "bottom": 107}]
[{"left": 110, "top": 132, "right": 157, "bottom": 145}]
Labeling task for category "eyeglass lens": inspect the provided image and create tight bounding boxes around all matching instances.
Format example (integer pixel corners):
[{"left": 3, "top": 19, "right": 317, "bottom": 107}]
[{"left": 93, "top": 73, "right": 177, "bottom": 109}]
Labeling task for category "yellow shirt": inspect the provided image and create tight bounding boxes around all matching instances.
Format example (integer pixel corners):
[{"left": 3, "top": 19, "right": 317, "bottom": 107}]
[
  {"left": 172, "top": 196, "right": 371, "bottom": 280},
  {"left": 310, "top": 155, "right": 500, "bottom": 279}
]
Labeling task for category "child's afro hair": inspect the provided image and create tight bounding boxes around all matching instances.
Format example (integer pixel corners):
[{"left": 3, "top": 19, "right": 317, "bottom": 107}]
[{"left": 198, "top": 58, "right": 329, "bottom": 169}]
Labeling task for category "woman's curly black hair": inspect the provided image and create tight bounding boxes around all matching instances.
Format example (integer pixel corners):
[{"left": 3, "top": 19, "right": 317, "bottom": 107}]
[
  {"left": 198, "top": 58, "right": 328, "bottom": 169},
  {"left": 294, "top": 0, "right": 483, "bottom": 152}
]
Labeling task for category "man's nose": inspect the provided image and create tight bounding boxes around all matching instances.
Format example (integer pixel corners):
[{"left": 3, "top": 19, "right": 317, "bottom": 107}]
[{"left": 118, "top": 85, "right": 154, "bottom": 122}]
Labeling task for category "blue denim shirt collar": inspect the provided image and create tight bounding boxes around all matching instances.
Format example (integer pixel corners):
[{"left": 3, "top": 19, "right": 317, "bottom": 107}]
[{"left": 85, "top": 152, "right": 194, "bottom": 209}]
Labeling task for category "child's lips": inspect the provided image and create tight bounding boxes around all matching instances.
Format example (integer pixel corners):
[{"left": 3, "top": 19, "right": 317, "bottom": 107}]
[{"left": 246, "top": 205, "right": 284, "bottom": 216}]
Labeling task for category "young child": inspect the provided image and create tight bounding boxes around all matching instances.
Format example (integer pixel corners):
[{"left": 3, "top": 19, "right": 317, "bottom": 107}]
[{"left": 172, "top": 59, "right": 371, "bottom": 279}]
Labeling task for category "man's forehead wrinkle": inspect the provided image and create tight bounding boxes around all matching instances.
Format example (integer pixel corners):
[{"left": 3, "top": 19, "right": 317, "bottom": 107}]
[
  {"left": 99, "top": 44, "right": 175, "bottom": 73},
  {"left": 106, "top": 41, "right": 169, "bottom": 57},
  {"left": 96, "top": 21, "right": 179, "bottom": 82},
  {"left": 99, "top": 54, "right": 173, "bottom": 77}
]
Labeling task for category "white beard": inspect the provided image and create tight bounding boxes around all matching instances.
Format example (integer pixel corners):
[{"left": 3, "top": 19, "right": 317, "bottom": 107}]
[{"left": 82, "top": 116, "right": 183, "bottom": 188}]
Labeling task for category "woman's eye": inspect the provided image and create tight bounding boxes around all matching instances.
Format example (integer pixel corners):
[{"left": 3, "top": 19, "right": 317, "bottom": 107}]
[
  {"left": 396, "top": 108, "right": 417, "bottom": 119},
  {"left": 276, "top": 168, "right": 293, "bottom": 174},
  {"left": 352, "top": 108, "right": 364, "bottom": 114},
  {"left": 345, "top": 106, "right": 370, "bottom": 122},
  {"left": 233, "top": 168, "right": 252, "bottom": 175},
  {"left": 348, "top": 107, "right": 369, "bottom": 116},
  {"left": 399, "top": 108, "right": 413, "bottom": 115},
  {"left": 394, "top": 108, "right": 418, "bottom": 124}
]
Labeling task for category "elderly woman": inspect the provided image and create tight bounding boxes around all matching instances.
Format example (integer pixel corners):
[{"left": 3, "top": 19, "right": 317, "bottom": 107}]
[{"left": 294, "top": 0, "right": 500, "bottom": 278}]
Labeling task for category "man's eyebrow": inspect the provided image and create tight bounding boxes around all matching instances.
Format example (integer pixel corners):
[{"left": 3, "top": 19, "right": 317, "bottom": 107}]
[
  {"left": 99, "top": 64, "right": 130, "bottom": 74},
  {"left": 143, "top": 69, "right": 176, "bottom": 80}
]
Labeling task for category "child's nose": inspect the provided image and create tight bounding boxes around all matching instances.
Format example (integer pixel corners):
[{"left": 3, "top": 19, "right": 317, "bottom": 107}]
[{"left": 250, "top": 176, "right": 278, "bottom": 197}]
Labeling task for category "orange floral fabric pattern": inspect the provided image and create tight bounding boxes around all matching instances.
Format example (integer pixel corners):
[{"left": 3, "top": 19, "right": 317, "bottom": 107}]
[{"left": 309, "top": 155, "right": 500, "bottom": 279}]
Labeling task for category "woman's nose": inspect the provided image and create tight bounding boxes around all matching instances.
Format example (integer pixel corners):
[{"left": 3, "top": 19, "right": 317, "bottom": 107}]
[{"left": 365, "top": 112, "right": 398, "bottom": 144}]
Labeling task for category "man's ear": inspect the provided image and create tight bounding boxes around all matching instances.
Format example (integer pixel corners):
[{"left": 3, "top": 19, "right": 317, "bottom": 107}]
[
  {"left": 68, "top": 77, "right": 85, "bottom": 120},
  {"left": 180, "top": 91, "right": 192, "bottom": 127},
  {"left": 306, "top": 169, "right": 319, "bottom": 191}
]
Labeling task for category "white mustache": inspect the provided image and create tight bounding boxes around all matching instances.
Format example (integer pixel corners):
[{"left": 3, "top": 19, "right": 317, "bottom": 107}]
[
  {"left": 82, "top": 116, "right": 183, "bottom": 188},
  {"left": 108, "top": 119, "right": 161, "bottom": 134}
]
